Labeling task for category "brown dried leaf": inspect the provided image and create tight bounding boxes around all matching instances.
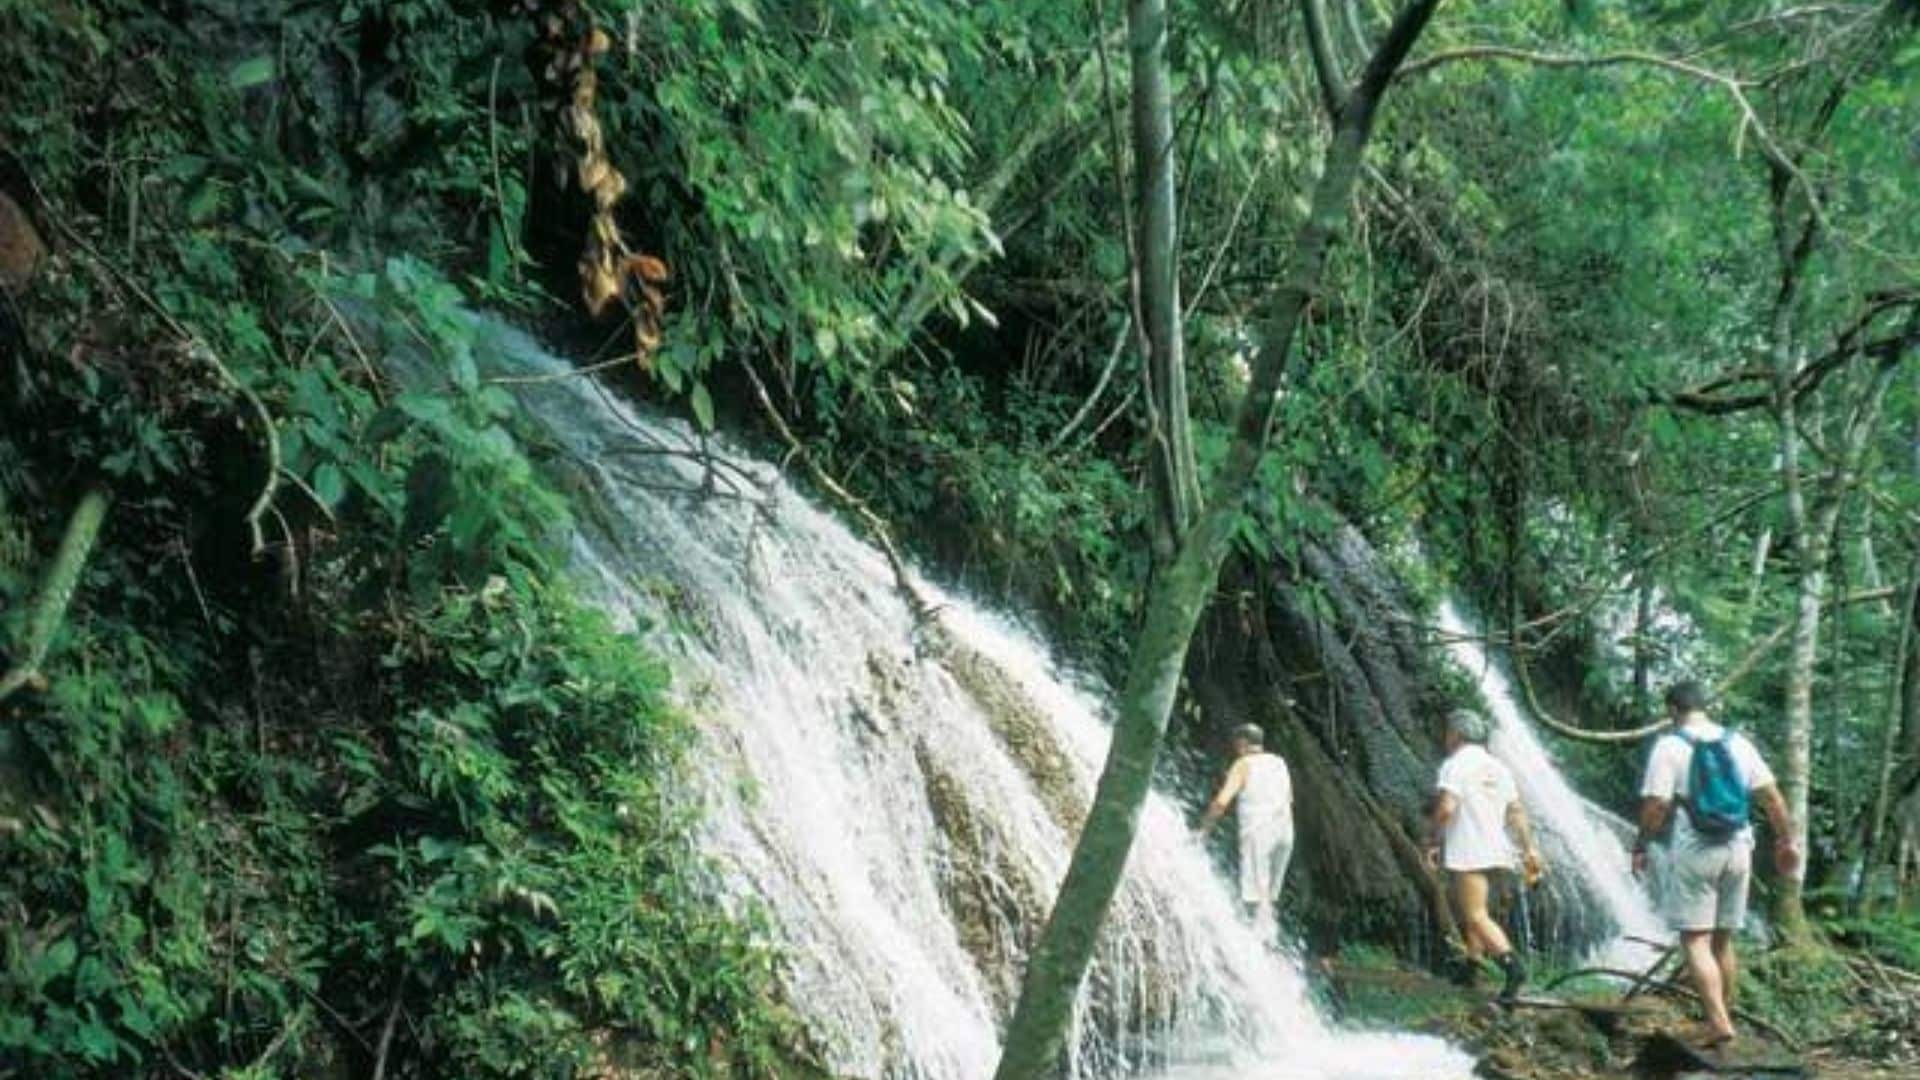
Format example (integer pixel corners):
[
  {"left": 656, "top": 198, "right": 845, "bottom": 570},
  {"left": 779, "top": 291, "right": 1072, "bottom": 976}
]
[
  {"left": 578, "top": 155, "right": 608, "bottom": 193},
  {"left": 628, "top": 254, "right": 669, "bottom": 283}
]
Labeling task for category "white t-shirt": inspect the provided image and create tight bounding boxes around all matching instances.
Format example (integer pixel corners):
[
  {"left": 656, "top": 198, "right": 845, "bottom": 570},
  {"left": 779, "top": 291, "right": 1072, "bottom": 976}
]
[
  {"left": 1436, "top": 743, "right": 1520, "bottom": 871},
  {"left": 1639, "top": 718, "right": 1775, "bottom": 851},
  {"left": 1237, "top": 752, "right": 1293, "bottom": 837}
]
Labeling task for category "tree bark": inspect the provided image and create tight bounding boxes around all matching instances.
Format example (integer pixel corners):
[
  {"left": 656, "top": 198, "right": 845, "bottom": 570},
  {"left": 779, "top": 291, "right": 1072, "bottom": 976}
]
[
  {"left": 1862, "top": 555, "right": 1920, "bottom": 911},
  {"left": 1774, "top": 347, "right": 1903, "bottom": 935},
  {"left": 1128, "top": 0, "right": 1201, "bottom": 557},
  {"left": 991, "top": 2, "right": 1443, "bottom": 1074}
]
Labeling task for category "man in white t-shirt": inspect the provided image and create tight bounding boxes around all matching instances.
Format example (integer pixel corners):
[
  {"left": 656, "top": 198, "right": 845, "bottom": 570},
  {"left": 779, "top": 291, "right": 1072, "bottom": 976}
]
[
  {"left": 1633, "top": 679, "right": 1799, "bottom": 1049},
  {"left": 1427, "top": 708, "right": 1542, "bottom": 1001},
  {"left": 1199, "top": 723, "right": 1295, "bottom": 942}
]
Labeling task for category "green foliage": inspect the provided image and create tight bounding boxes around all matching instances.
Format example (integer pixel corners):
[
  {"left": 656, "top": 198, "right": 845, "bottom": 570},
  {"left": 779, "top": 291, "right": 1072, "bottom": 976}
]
[
  {"left": 0, "top": 2, "right": 796, "bottom": 1075},
  {"left": 1825, "top": 910, "right": 1920, "bottom": 974},
  {"left": 615, "top": 0, "right": 999, "bottom": 415}
]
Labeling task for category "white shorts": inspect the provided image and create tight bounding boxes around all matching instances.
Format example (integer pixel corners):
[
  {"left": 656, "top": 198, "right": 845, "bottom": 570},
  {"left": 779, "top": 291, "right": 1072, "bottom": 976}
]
[
  {"left": 1663, "top": 841, "right": 1753, "bottom": 932},
  {"left": 1239, "top": 824, "right": 1294, "bottom": 905}
]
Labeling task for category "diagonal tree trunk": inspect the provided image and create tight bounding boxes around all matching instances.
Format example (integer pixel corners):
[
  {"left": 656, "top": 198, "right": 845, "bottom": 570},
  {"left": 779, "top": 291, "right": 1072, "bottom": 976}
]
[{"left": 990, "top": 2, "right": 1443, "bottom": 1074}]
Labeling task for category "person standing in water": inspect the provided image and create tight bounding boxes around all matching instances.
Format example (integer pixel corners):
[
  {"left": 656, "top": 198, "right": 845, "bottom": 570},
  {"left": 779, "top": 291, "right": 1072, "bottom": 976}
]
[
  {"left": 1199, "top": 723, "right": 1295, "bottom": 941},
  {"left": 1427, "top": 708, "right": 1542, "bottom": 1000},
  {"left": 1633, "top": 680, "right": 1798, "bottom": 1050}
]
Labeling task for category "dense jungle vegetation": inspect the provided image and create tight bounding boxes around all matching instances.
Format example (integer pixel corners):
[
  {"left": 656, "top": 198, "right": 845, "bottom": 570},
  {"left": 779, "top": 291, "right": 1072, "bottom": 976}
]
[{"left": 2, "top": 0, "right": 1919, "bottom": 1077}]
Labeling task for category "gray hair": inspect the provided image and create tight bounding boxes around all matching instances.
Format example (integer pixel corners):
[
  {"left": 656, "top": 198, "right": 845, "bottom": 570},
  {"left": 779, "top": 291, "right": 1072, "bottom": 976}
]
[
  {"left": 1446, "top": 708, "right": 1492, "bottom": 744},
  {"left": 1231, "top": 723, "right": 1265, "bottom": 749}
]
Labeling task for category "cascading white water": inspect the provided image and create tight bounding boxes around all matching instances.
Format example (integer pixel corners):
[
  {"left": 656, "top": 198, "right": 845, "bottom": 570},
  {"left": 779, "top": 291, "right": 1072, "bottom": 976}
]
[
  {"left": 1434, "top": 600, "right": 1667, "bottom": 969},
  {"left": 476, "top": 319, "right": 1473, "bottom": 1080}
]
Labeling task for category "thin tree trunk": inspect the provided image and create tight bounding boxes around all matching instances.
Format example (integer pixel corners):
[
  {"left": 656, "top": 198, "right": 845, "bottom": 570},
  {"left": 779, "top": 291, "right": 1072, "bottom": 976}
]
[
  {"left": 1775, "top": 351, "right": 1903, "bottom": 935},
  {"left": 1862, "top": 556, "right": 1920, "bottom": 911},
  {"left": 1129, "top": 0, "right": 1201, "bottom": 556},
  {"left": 1633, "top": 572, "right": 1654, "bottom": 721},
  {"left": 1744, "top": 527, "right": 1773, "bottom": 620},
  {"left": 991, "top": 2, "right": 1443, "bottom": 1074}
]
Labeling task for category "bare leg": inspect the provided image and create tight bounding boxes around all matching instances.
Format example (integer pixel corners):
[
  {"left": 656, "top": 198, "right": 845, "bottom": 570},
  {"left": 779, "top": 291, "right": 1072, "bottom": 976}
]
[
  {"left": 1681, "top": 930, "right": 1736, "bottom": 1040},
  {"left": 1711, "top": 930, "right": 1737, "bottom": 1010},
  {"left": 1454, "top": 871, "right": 1512, "bottom": 958}
]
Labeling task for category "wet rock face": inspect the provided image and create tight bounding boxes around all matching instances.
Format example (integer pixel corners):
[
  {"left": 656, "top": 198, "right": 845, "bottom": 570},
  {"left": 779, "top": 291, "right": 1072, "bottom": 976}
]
[
  {"left": 916, "top": 742, "right": 1039, "bottom": 1016},
  {"left": 1178, "top": 524, "right": 1453, "bottom": 951},
  {"left": 915, "top": 631, "right": 1186, "bottom": 1047},
  {"left": 936, "top": 631, "right": 1089, "bottom": 832},
  {"left": 1187, "top": 574, "right": 1439, "bottom": 954},
  {"left": 1182, "top": 523, "right": 1626, "bottom": 961}
]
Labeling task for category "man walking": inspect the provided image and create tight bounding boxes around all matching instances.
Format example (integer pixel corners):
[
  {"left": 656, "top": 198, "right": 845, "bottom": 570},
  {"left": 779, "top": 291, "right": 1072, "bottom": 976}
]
[
  {"left": 1427, "top": 708, "right": 1542, "bottom": 1001},
  {"left": 1199, "top": 723, "right": 1294, "bottom": 941},
  {"left": 1634, "top": 680, "right": 1799, "bottom": 1049}
]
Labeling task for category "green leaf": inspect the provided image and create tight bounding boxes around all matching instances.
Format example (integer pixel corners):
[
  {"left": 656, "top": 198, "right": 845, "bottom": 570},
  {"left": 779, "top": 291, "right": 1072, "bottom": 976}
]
[
  {"left": 227, "top": 56, "right": 278, "bottom": 89},
  {"left": 689, "top": 383, "right": 715, "bottom": 431},
  {"left": 313, "top": 463, "right": 347, "bottom": 508}
]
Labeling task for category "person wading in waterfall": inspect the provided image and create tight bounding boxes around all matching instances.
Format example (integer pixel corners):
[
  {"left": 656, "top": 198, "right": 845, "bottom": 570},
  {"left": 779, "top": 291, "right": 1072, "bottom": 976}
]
[
  {"left": 1633, "top": 680, "right": 1799, "bottom": 1050},
  {"left": 1427, "top": 708, "right": 1542, "bottom": 1001},
  {"left": 1198, "top": 723, "right": 1294, "bottom": 942}
]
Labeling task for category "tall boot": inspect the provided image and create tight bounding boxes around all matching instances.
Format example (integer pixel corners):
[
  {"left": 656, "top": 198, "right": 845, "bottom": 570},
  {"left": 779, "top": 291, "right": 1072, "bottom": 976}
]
[{"left": 1496, "top": 950, "right": 1527, "bottom": 1002}]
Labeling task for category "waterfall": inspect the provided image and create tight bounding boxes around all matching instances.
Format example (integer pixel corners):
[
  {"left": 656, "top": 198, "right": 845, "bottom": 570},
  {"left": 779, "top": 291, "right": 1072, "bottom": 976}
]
[
  {"left": 1433, "top": 600, "right": 1667, "bottom": 969},
  {"left": 471, "top": 319, "right": 1473, "bottom": 1080}
]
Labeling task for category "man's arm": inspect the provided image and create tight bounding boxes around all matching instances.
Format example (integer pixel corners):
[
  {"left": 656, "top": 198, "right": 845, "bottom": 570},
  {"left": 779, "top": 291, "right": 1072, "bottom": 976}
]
[
  {"left": 1198, "top": 759, "right": 1248, "bottom": 835},
  {"left": 1753, "top": 782, "right": 1802, "bottom": 876},
  {"left": 1425, "top": 791, "right": 1458, "bottom": 869},
  {"left": 1632, "top": 796, "right": 1671, "bottom": 877}
]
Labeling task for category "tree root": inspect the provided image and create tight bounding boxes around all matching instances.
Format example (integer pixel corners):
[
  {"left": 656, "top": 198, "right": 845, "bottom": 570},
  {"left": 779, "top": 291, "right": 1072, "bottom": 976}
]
[{"left": 1546, "top": 965, "right": 1801, "bottom": 1051}]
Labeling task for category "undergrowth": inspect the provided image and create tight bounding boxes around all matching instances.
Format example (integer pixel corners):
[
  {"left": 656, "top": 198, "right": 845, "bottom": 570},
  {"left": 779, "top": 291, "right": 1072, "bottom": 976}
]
[{"left": 0, "top": 4, "right": 800, "bottom": 1075}]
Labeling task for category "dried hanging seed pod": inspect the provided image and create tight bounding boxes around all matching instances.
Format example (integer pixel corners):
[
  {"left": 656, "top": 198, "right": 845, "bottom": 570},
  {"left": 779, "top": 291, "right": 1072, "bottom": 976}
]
[{"left": 532, "top": 0, "right": 668, "bottom": 368}]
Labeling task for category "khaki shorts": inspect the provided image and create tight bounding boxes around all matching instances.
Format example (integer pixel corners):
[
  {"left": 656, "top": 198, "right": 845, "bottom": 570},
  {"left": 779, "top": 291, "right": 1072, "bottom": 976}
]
[{"left": 1662, "top": 840, "right": 1753, "bottom": 932}]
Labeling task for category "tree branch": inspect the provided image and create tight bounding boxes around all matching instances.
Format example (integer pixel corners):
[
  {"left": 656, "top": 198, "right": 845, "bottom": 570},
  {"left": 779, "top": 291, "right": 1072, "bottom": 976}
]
[
  {"left": 1302, "top": 0, "right": 1348, "bottom": 116},
  {"left": 1395, "top": 46, "right": 1823, "bottom": 227},
  {"left": 1044, "top": 314, "right": 1131, "bottom": 451},
  {"left": 1668, "top": 325, "right": 1920, "bottom": 414}
]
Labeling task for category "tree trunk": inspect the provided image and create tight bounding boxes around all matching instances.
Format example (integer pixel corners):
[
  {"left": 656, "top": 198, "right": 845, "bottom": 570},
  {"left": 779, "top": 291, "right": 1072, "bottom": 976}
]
[
  {"left": 1774, "top": 350, "right": 1903, "bottom": 935},
  {"left": 1129, "top": 0, "right": 1201, "bottom": 558},
  {"left": 1861, "top": 556, "right": 1920, "bottom": 912},
  {"left": 991, "top": 2, "right": 1443, "bottom": 1074},
  {"left": 1633, "top": 572, "right": 1654, "bottom": 721}
]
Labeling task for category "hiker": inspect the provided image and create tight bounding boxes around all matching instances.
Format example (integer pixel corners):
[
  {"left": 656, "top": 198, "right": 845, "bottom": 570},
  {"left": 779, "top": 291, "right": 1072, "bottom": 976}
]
[
  {"left": 1426, "top": 708, "right": 1542, "bottom": 1000},
  {"left": 1198, "top": 723, "right": 1295, "bottom": 941},
  {"left": 1633, "top": 679, "right": 1799, "bottom": 1049}
]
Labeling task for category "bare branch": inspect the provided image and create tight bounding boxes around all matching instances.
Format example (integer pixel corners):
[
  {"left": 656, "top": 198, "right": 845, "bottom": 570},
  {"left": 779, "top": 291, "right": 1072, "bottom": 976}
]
[{"left": 1395, "top": 46, "right": 1823, "bottom": 227}]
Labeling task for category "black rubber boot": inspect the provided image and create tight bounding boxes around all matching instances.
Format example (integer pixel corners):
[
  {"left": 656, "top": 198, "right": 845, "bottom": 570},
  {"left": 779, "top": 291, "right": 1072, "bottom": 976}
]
[
  {"left": 1447, "top": 955, "right": 1482, "bottom": 989},
  {"left": 1496, "top": 951, "right": 1527, "bottom": 1002}
]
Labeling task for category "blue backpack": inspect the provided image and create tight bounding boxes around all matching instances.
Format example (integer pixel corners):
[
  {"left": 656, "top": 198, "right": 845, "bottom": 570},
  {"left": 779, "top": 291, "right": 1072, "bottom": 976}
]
[{"left": 1680, "top": 731, "right": 1750, "bottom": 842}]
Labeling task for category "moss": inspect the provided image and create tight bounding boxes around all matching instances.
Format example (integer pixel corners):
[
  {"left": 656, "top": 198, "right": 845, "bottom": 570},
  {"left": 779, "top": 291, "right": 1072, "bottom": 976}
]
[
  {"left": 935, "top": 629, "right": 1088, "bottom": 831},
  {"left": 915, "top": 743, "right": 1042, "bottom": 1015}
]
